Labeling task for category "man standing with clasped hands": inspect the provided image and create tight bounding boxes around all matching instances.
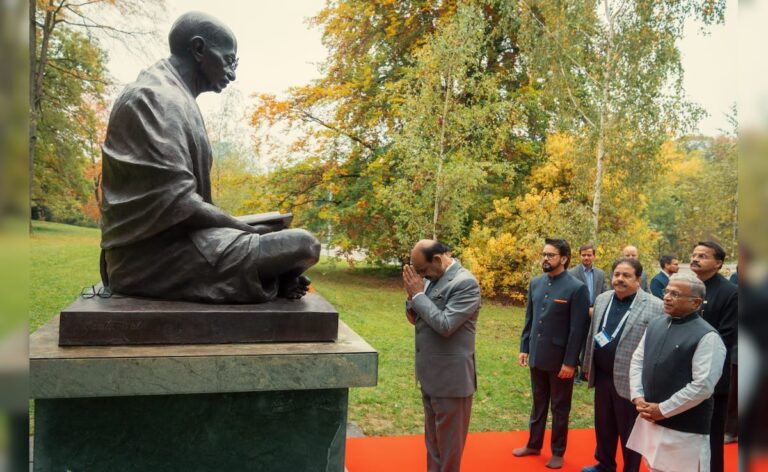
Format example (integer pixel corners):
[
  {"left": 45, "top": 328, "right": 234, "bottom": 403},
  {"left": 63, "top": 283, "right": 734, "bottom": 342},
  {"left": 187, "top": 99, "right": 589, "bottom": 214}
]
[
  {"left": 627, "top": 273, "right": 726, "bottom": 472},
  {"left": 403, "top": 240, "right": 481, "bottom": 472}
]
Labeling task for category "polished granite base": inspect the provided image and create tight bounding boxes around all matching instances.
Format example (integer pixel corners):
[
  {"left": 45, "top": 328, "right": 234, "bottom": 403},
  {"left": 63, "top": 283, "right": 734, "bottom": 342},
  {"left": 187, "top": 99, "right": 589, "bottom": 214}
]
[
  {"left": 31, "top": 317, "right": 376, "bottom": 398},
  {"left": 30, "top": 311, "right": 378, "bottom": 471},
  {"left": 34, "top": 389, "right": 348, "bottom": 472}
]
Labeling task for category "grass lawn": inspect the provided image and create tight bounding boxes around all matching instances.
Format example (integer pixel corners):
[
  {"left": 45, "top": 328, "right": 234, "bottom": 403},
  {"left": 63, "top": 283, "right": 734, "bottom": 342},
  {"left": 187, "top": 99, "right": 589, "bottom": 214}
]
[{"left": 30, "top": 221, "right": 595, "bottom": 436}]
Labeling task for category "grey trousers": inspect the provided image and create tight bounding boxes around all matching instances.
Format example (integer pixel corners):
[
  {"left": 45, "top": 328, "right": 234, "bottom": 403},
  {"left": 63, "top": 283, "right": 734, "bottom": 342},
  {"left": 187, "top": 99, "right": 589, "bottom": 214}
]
[{"left": 421, "top": 391, "right": 474, "bottom": 472}]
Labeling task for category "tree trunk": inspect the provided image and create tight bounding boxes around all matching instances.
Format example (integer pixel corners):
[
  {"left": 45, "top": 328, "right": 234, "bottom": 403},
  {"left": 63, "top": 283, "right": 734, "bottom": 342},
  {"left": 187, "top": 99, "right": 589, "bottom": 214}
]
[
  {"left": 28, "top": 0, "right": 36, "bottom": 233},
  {"left": 591, "top": 0, "right": 615, "bottom": 242},
  {"left": 29, "top": 0, "right": 58, "bottom": 232},
  {"left": 591, "top": 125, "right": 605, "bottom": 240},
  {"left": 433, "top": 74, "right": 452, "bottom": 240}
]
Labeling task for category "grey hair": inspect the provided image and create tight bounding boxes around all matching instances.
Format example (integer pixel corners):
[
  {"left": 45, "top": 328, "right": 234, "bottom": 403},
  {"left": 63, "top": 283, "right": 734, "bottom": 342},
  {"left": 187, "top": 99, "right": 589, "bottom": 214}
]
[{"left": 669, "top": 273, "right": 706, "bottom": 299}]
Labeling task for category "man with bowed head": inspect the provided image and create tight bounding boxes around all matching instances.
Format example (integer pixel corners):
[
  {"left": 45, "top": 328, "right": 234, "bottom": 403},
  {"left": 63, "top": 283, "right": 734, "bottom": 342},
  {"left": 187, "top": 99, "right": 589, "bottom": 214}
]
[
  {"left": 582, "top": 258, "right": 664, "bottom": 472},
  {"left": 99, "top": 12, "right": 320, "bottom": 303},
  {"left": 403, "top": 240, "right": 481, "bottom": 472},
  {"left": 514, "top": 238, "right": 590, "bottom": 469},
  {"left": 627, "top": 273, "right": 726, "bottom": 472}
]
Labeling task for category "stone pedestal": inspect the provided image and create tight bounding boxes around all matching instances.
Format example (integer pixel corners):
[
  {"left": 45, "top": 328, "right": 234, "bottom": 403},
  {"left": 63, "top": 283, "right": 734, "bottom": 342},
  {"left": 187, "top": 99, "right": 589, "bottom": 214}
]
[
  {"left": 59, "top": 291, "right": 339, "bottom": 346},
  {"left": 30, "top": 302, "right": 378, "bottom": 472}
]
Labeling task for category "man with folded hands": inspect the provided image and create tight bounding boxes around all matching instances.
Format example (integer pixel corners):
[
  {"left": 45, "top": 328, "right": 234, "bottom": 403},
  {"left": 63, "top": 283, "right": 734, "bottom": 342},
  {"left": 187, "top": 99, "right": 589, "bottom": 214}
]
[
  {"left": 626, "top": 272, "right": 726, "bottom": 472},
  {"left": 403, "top": 240, "right": 481, "bottom": 472},
  {"left": 514, "top": 238, "right": 591, "bottom": 469}
]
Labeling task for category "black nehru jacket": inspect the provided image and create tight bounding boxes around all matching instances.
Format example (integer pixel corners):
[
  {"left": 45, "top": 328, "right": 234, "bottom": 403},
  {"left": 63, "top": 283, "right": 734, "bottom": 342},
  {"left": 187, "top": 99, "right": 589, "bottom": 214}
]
[
  {"left": 521, "top": 271, "right": 590, "bottom": 371},
  {"left": 701, "top": 273, "right": 737, "bottom": 395},
  {"left": 641, "top": 312, "right": 717, "bottom": 434}
]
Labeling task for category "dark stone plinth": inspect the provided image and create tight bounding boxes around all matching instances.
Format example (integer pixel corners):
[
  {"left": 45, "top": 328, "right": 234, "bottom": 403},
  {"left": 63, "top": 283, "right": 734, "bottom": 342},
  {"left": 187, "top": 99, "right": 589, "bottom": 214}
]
[
  {"left": 59, "top": 291, "right": 338, "bottom": 346},
  {"left": 33, "top": 389, "right": 348, "bottom": 472}
]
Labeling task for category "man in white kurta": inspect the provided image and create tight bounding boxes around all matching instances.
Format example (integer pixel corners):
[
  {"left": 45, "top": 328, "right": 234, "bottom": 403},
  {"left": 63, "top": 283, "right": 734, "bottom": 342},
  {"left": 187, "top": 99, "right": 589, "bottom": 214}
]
[{"left": 626, "top": 273, "right": 726, "bottom": 472}]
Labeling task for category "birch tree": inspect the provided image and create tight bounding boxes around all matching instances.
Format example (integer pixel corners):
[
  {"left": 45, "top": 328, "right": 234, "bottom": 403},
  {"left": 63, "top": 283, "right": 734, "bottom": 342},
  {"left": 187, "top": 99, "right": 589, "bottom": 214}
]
[{"left": 518, "top": 0, "right": 724, "bottom": 241}]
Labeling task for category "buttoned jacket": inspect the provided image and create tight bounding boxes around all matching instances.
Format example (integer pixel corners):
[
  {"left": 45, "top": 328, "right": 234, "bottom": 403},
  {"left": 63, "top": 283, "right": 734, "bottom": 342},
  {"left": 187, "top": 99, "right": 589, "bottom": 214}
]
[
  {"left": 583, "top": 289, "right": 664, "bottom": 399},
  {"left": 520, "top": 271, "right": 590, "bottom": 371},
  {"left": 406, "top": 261, "right": 481, "bottom": 398}
]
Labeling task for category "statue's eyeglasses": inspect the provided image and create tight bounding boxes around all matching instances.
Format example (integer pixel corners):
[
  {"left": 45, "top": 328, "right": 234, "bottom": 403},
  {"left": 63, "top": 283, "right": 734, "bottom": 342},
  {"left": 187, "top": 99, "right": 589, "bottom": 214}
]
[
  {"left": 225, "top": 56, "right": 239, "bottom": 71},
  {"left": 80, "top": 285, "right": 113, "bottom": 299}
]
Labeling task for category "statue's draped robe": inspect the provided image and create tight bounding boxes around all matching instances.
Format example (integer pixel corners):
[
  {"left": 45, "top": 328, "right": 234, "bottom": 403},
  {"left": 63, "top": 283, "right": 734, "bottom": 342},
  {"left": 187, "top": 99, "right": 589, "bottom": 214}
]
[{"left": 100, "top": 59, "right": 278, "bottom": 303}]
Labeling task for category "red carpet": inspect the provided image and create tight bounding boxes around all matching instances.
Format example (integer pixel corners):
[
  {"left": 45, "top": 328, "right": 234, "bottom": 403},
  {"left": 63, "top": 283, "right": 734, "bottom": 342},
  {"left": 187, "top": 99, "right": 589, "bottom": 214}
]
[{"left": 346, "top": 429, "right": 739, "bottom": 472}]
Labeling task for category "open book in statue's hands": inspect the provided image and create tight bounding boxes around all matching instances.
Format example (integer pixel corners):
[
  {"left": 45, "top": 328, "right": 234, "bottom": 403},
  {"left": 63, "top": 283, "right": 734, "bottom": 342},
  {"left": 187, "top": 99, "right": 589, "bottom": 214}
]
[{"left": 236, "top": 212, "right": 293, "bottom": 231}]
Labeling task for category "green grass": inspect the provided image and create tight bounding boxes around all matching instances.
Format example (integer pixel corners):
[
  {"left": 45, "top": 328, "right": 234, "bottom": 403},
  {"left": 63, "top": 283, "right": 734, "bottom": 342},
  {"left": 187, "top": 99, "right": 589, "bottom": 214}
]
[
  {"left": 30, "top": 221, "right": 595, "bottom": 436},
  {"left": 30, "top": 221, "right": 103, "bottom": 332},
  {"left": 307, "top": 262, "right": 595, "bottom": 435}
]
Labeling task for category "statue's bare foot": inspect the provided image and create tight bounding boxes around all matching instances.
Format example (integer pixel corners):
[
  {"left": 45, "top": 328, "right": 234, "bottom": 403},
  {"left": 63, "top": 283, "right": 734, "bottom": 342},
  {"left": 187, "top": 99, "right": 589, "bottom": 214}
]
[{"left": 278, "top": 275, "right": 311, "bottom": 299}]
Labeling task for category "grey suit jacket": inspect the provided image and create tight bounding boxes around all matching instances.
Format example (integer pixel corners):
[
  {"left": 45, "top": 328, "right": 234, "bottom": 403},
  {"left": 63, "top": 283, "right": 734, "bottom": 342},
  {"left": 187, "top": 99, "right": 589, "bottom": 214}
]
[
  {"left": 406, "top": 260, "right": 481, "bottom": 398},
  {"left": 583, "top": 289, "right": 664, "bottom": 399},
  {"left": 569, "top": 264, "right": 608, "bottom": 306}
]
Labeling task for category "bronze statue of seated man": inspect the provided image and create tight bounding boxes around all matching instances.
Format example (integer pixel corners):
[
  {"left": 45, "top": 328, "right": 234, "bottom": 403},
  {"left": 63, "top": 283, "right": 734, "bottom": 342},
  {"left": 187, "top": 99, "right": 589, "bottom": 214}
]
[{"left": 99, "top": 11, "right": 320, "bottom": 303}]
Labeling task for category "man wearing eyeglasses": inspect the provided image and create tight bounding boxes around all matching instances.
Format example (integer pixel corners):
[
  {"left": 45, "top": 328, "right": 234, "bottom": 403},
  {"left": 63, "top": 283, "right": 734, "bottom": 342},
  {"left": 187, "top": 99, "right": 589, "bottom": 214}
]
[
  {"left": 690, "top": 241, "right": 737, "bottom": 472},
  {"left": 626, "top": 273, "right": 726, "bottom": 472},
  {"left": 581, "top": 258, "right": 664, "bottom": 472},
  {"left": 99, "top": 12, "right": 320, "bottom": 303},
  {"left": 514, "top": 238, "right": 590, "bottom": 469},
  {"left": 403, "top": 240, "right": 481, "bottom": 472}
]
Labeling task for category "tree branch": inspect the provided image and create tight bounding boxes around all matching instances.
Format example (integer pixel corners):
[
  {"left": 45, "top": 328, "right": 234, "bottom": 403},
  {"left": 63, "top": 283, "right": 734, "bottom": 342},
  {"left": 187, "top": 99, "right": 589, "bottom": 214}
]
[
  {"left": 518, "top": 0, "right": 600, "bottom": 87},
  {"left": 555, "top": 60, "right": 596, "bottom": 128},
  {"left": 60, "top": 19, "right": 152, "bottom": 36},
  {"left": 66, "top": 0, "right": 105, "bottom": 8},
  {"left": 47, "top": 61, "right": 111, "bottom": 85},
  {"left": 295, "top": 107, "right": 376, "bottom": 152}
]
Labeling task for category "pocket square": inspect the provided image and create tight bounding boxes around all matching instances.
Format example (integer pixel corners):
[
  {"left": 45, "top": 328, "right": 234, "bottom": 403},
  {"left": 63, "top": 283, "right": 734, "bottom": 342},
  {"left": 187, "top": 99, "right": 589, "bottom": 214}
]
[{"left": 553, "top": 299, "right": 568, "bottom": 304}]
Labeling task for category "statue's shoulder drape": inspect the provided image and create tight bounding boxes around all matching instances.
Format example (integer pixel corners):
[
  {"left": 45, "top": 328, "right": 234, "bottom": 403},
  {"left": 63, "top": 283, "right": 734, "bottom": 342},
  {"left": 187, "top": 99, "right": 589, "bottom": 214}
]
[{"left": 100, "top": 59, "right": 212, "bottom": 250}]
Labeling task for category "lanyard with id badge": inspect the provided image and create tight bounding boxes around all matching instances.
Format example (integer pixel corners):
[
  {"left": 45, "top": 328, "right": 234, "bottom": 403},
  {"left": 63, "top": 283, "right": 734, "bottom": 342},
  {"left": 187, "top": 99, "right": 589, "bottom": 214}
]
[{"left": 594, "top": 295, "right": 637, "bottom": 348}]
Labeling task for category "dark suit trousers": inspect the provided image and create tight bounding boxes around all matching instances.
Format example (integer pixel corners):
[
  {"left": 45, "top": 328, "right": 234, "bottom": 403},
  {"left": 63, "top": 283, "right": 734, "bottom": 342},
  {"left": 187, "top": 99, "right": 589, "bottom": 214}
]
[
  {"left": 725, "top": 367, "right": 738, "bottom": 437},
  {"left": 593, "top": 368, "right": 641, "bottom": 472},
  {"left": 709, "top": 393, "right": 728, "bottom": 472},
  {"left": 527, "top": 367, "right": 573, "bottom": 456},
  {"left": 421, "top": 391, "right": 473, "bottom": 472}
]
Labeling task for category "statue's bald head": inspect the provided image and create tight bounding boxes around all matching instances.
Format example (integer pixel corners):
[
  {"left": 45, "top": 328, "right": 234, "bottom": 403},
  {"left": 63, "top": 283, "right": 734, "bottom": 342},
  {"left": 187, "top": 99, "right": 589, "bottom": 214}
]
[{"left": 168, "top": 12, "right": 236, "bottom": 56}]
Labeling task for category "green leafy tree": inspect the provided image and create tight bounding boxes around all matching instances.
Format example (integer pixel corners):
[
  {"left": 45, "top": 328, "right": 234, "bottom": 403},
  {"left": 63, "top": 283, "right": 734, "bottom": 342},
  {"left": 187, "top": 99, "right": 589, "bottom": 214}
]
[
  {"left": 251, "top": 0, "right": 545, "bottom": 261},
  {"left": 648, "top": 134, "right": 737, "bottom": 259},
  {"left": 31, "top": 25, "right": 107, "bottom": 224},
  {"left": 517, "top": 0, "right": 724, "bottom": 241},
  {"left": 30, "top": 0, "right": 164, "bottom": 227},
  {"left": 379, "top": 4, "right": 515, "bottom": 253}
]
